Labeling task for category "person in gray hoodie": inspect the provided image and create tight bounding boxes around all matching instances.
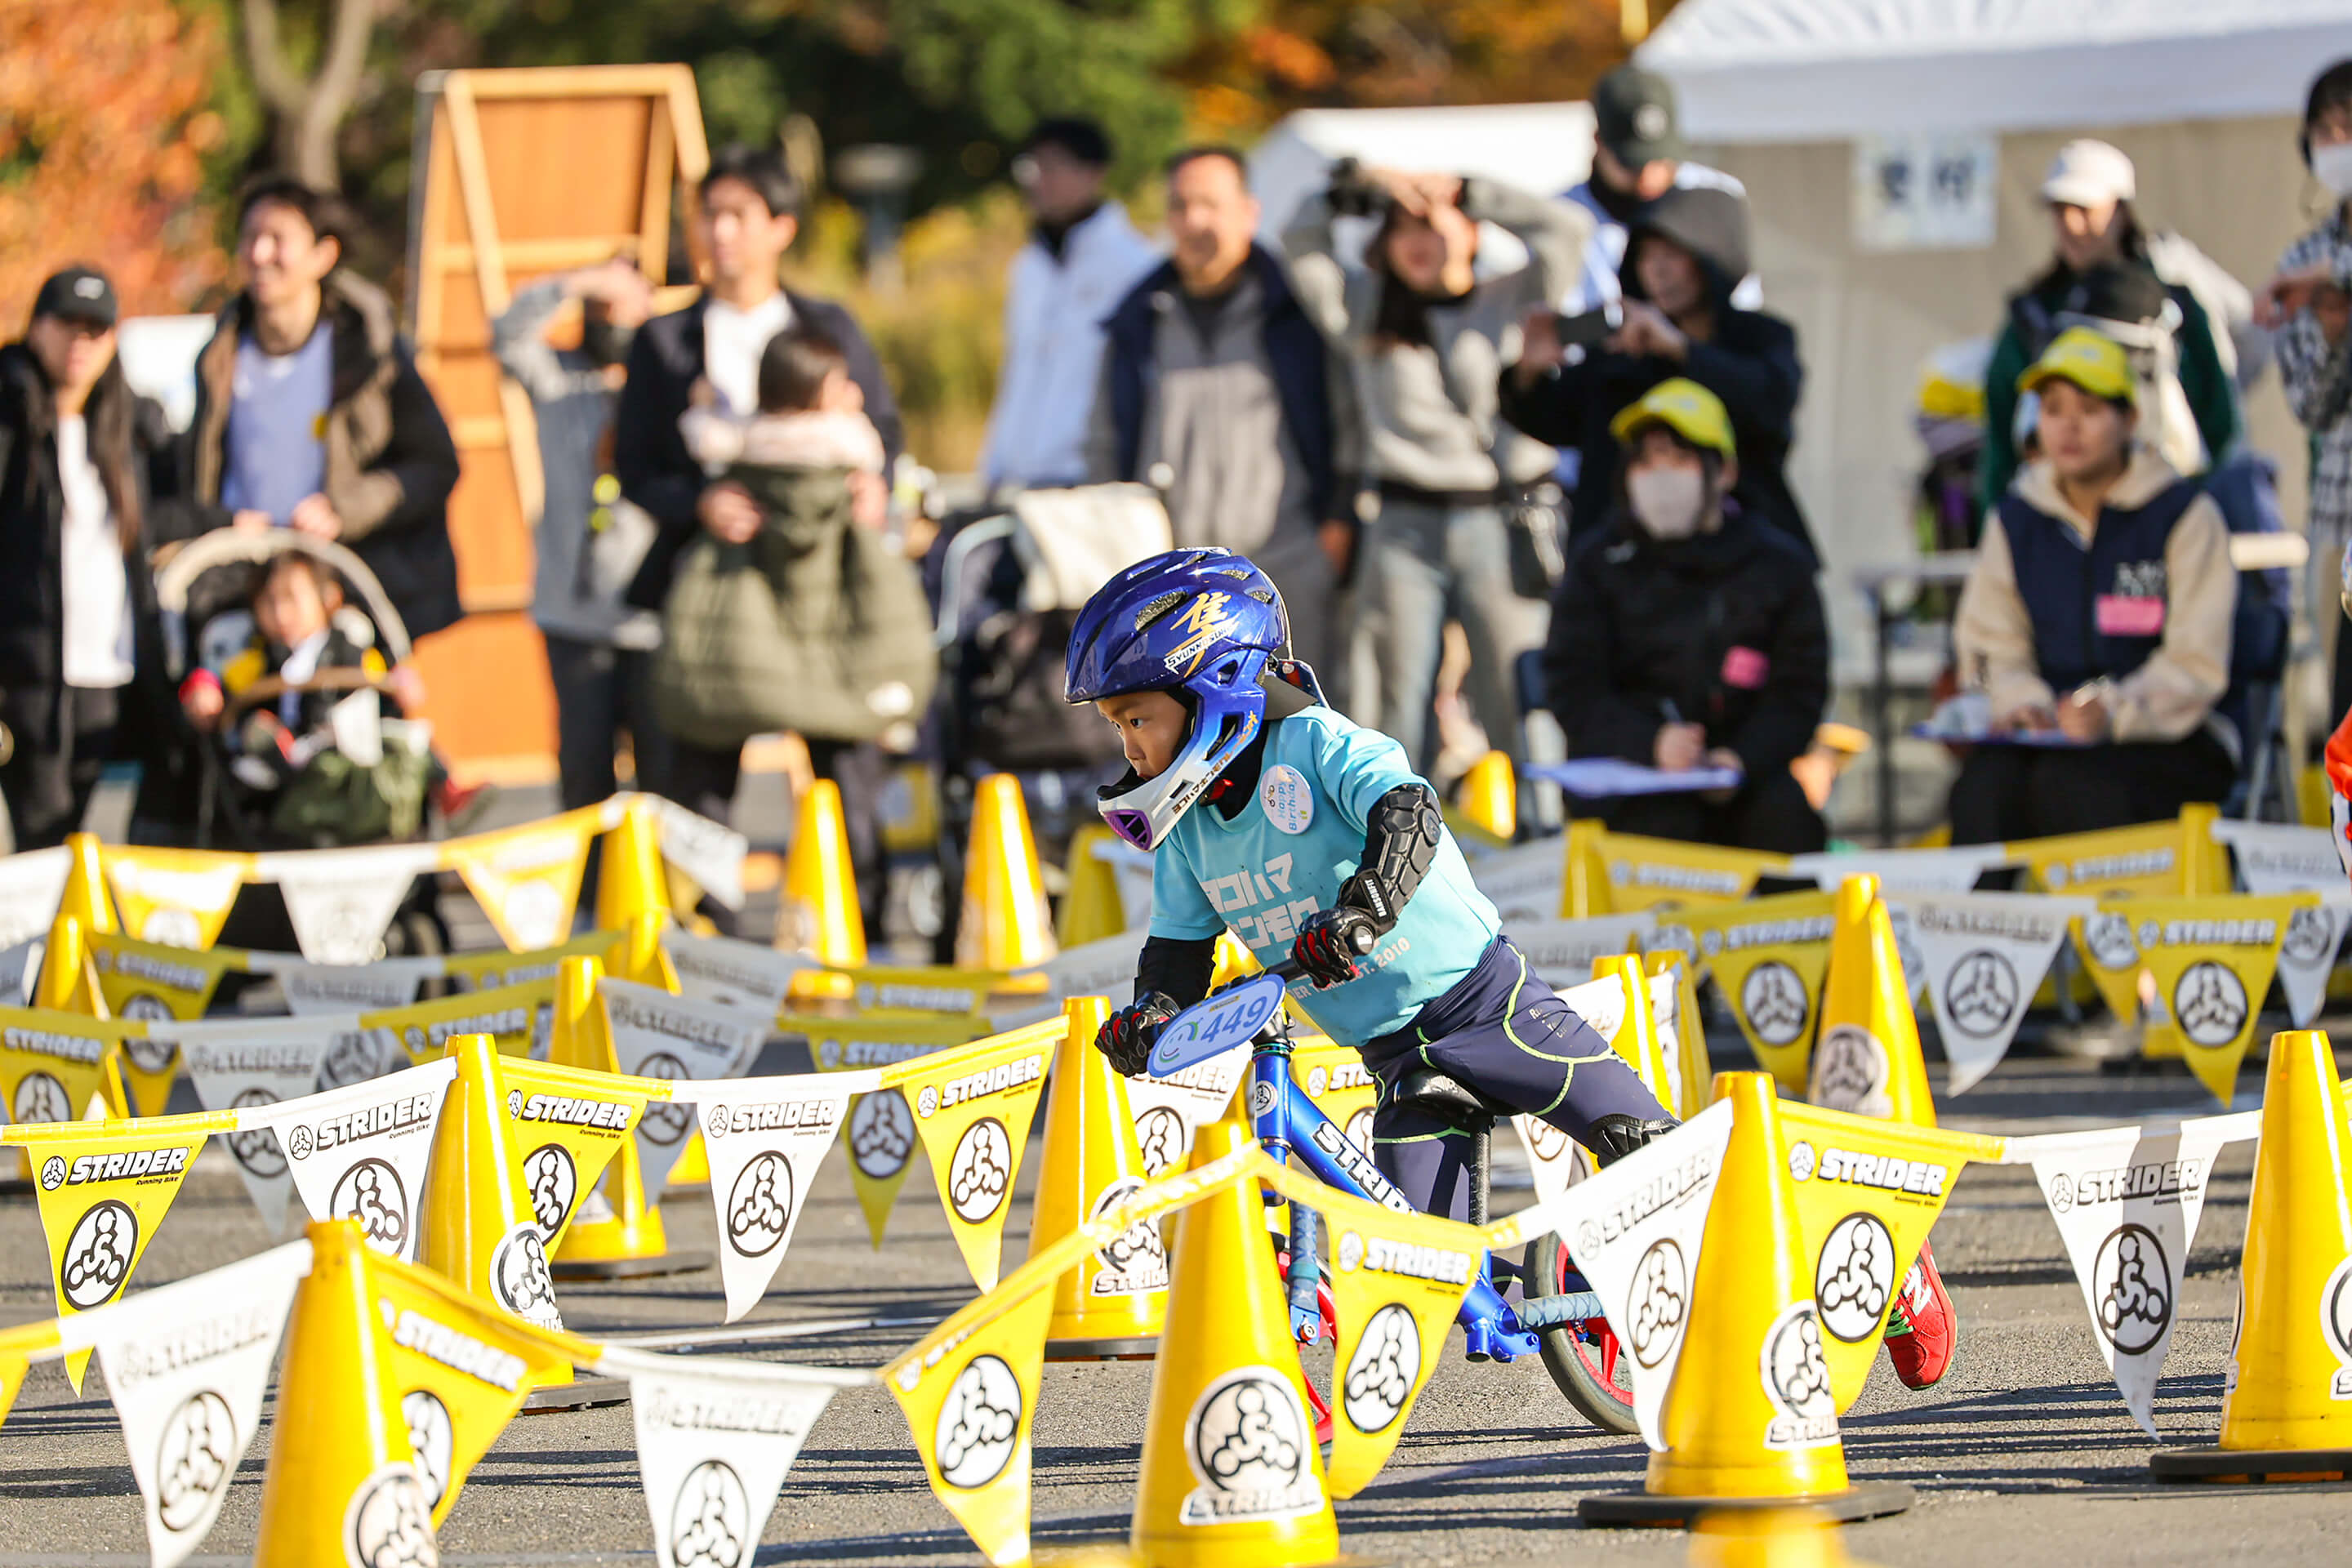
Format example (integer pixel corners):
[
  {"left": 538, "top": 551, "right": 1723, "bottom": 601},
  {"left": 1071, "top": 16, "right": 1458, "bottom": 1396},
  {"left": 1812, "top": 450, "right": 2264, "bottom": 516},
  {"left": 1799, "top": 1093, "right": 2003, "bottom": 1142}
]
[
  {"left": 490, "top": 259, "right": 660, "bottom": 813},
  {"left": 1283, "top": 162, "right": 1587, "bottom": 777}
]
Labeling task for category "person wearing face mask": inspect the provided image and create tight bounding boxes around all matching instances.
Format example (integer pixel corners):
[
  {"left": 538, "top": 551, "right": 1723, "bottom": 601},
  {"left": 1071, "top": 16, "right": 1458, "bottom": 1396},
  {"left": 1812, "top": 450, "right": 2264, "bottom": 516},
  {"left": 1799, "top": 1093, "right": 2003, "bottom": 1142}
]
[
  {"left": 1501, "top": 184, "right": 1813, "bottom": 564},
  {"left": 1949, "top": 330, "right": 2237, "bottom": 844},
  {"left": 1280, "top": 161, "right": 1587, "bottom": 777},
  {"left": 1540, "top": 380, "right": 1829, "bottom": 854}
]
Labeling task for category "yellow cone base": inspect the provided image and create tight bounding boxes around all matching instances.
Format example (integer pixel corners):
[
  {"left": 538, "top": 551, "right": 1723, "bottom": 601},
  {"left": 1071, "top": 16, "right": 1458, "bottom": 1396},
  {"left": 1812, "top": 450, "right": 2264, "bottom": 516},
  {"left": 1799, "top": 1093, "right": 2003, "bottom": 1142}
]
[
  {"left": 1579, "top": 1481, "right": 1913, "bottom": 1529},
  {"left": 550, "top": 1196, "right": 711, "bottom": 1280},
  {"left": 1044, "top": 1336, "right": 1160, "bottom": 1362},
  {"left": 519, "top": 1379, "right": 632, "bottom": 1414},
  {"left": 2150, "top": 1448, "right": 2352, "bottom": 1485}
]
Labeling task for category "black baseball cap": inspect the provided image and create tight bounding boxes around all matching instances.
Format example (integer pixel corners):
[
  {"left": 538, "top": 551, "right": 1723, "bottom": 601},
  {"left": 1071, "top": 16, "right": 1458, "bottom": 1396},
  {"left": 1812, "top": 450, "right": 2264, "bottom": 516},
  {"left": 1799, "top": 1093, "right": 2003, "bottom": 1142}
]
[
  {"left": 1020, "top": 117, "right": 1113, "bottom": 168},
  {"left": 32, "top": 266, "right": 118, "bottom": 330},
  {"left": 1593, "top": 65, "right": 1686, "bottom": 167}
]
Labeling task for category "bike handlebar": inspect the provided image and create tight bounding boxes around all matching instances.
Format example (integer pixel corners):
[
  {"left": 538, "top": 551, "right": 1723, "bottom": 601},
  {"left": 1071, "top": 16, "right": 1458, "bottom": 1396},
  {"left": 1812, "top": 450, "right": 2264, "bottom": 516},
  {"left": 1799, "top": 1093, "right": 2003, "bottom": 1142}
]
[{"left": 1256, "top": 921, "right": 1375, "bottom": 986}]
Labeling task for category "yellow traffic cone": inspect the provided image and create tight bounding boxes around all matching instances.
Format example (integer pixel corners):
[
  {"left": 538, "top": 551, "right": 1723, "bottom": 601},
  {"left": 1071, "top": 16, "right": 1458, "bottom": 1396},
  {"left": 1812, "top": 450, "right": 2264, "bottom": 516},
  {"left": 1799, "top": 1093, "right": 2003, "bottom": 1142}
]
[
  {"left": 1033, "top": 996, "right": 1168, "bottom": 1359},
  {"left": 1456, "top": 750, "right": 1517, "bottom": 844},
  {"left": 1582, "top": 1073, "right": 1913, "bottom": 1526},
  {"left": 1592, "top": 953, "right": 1677, "bottom": 1111},
  {"left": 958, "top": 773, "right": 1058, "bottom": 971},
  {"left": 602, "top": 908, "right": 681, "bottom": 991},
  {"left": 781, "top": 779, "right": 866, "bottom": 967},
  {"left": 544, "top": 956, "right": 705, "bottom": 1281},
  {"left": 1131, "top": 1117, "right": 1338, "bottom": 1567},
  {"left": 1562, "top": 819, "right": 1612, "bottom": 917},
  {"left": 1690, "top": 1506, "right": 1857, "bottom": 1568},
  {"left": 2152, "top": 1029, "right": 2352, "bottom": 1481},
  {"left": 594, "top": 794, "right": 671, "bottom": 932},
  {"left": 418, "top": 1032, "right": 568, "bottom": 1337},
  {"left": 253, "top": 1219, "right": 437, "bottom": 1568},
  {"left": 1058, "top": 823, "right": 1129, "bottom": 947},
  {"left": 1811, "top": 876, "right": 1936, "bottom": 1129},
  {"left": 58, "top": 831, "right": 115, "bottom": 933},
  {"left": 33, "top": 912, "right": 105, "bottom": 1015}
]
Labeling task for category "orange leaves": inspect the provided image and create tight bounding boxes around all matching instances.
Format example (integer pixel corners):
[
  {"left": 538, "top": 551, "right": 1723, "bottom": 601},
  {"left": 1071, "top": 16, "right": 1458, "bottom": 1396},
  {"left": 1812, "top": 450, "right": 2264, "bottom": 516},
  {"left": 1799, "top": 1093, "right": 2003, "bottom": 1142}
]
[{"left": 0, "top": 0, "right": 229, "bottom": 322}]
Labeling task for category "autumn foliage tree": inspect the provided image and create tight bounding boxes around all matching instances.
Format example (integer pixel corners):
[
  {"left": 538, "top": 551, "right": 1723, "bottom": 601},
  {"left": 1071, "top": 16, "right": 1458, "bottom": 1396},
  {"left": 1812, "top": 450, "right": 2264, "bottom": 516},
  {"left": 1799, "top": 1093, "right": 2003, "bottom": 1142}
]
[{"left": 0, "top": 0, "right": 229, "bottom": 322}]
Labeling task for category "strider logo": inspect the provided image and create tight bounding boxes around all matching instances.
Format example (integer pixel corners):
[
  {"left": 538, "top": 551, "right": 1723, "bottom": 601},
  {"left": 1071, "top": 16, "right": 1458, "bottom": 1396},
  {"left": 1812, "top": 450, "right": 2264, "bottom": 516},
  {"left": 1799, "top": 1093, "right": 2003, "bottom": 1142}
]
[
  {"left": 504, "top": 1090, "right": 633, "bottom": 1131},
  {"left": 1793, "top": 1144, "right": 1948, "bottom": 1199},
  {"left": 57, "top": 1147, "right": 189, "bottom": 1186},
  {"left": 289, "top": 1093, "right": 438, "bottom": 1159},
  {"left": 920, "top": 1054, "right": 1045, "bottom": 1119}
]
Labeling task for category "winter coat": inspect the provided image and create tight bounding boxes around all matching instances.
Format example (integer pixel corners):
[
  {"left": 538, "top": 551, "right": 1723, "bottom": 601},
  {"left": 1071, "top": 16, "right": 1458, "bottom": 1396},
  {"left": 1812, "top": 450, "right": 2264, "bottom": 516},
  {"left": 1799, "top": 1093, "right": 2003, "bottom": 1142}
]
[
  {"left": 185, "top": 270, "right": 464, "bottom": 639},
  {"left": 1497, "top": 185, "right": 1814, "bottom": 563},
  {"left": 1281, "top": 175, "right": 1588, "bottom": 492},
  {"left": 0, "top": 343, "right": 191, "bottom": 778},
  {"left": 1542, "top": 503, "right": 1828, "bottom": 785},
  {"left": 983, "top": 202, "right": 1160, "bottom": 489},
  {"left": 617, "top": 293, "right": 903, "bottom": 613}
]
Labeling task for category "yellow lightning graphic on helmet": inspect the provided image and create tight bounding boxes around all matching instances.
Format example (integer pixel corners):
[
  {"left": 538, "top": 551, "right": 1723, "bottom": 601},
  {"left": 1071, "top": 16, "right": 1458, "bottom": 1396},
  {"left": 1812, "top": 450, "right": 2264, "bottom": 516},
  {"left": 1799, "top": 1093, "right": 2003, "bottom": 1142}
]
[{"left": 1164, "top": 592, "right": 1237, "bottom": 679}]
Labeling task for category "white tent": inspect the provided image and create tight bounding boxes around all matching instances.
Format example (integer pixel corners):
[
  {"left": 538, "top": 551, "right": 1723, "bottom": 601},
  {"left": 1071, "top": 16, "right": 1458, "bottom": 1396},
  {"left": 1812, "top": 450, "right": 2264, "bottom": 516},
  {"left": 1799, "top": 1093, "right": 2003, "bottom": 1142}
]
[
  {"left": 1247, "top": 103, "right": 1595, "bottom": 243},
  {"left": 1637, "top": 0, "right": 2346, "bottom": 685}
]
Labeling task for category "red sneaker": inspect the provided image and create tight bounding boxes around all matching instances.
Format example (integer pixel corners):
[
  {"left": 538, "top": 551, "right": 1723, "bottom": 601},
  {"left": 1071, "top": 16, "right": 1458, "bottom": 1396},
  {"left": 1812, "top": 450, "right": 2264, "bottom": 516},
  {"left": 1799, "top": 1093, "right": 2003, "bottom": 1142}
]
[
  {"left": 1882, "top": 1239, "right": 1957, "bottom": 1389},
  {"left": 434, "top": 779, "right": 497, "bottom": 835}
]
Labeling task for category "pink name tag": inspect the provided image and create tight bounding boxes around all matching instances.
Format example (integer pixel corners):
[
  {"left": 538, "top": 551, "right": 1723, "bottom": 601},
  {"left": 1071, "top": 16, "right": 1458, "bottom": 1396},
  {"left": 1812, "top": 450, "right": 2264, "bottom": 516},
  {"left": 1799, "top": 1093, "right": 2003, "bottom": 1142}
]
[
  {"left": 1721, "top": 646, "right": 1771, "bottom": 689},
  {"left": 2096, "top": 595, "right": 2166, "bottom": 636}
]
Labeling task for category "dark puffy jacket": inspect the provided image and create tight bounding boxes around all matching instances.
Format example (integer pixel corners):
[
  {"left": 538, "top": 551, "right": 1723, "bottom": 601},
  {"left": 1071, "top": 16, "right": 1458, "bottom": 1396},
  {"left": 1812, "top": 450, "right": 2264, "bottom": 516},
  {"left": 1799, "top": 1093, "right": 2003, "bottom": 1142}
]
[
  {"left": 1542, "top": 505, "right": 1829, "bottom": 783},
  {"left": 185, "top": 271, "right": 464, "bottom": 639},
  {"left": 1499, "top": 185, "right": 1814, "bottom": 564}
]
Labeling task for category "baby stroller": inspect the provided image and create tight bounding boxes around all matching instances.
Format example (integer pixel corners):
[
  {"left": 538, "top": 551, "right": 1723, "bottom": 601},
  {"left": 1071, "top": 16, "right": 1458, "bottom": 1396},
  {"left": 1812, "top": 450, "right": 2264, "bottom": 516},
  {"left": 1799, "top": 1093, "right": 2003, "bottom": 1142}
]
[{"left": 154, "top": 530, "right": 450, "bottom": 959}]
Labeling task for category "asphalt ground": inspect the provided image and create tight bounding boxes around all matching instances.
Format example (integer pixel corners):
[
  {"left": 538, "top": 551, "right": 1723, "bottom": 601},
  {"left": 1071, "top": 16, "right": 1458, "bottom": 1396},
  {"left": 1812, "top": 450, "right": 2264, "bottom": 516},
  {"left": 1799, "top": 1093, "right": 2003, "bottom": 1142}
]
[{"left": 5, "top": 1016, "right": 2350, "bottom": 1568}]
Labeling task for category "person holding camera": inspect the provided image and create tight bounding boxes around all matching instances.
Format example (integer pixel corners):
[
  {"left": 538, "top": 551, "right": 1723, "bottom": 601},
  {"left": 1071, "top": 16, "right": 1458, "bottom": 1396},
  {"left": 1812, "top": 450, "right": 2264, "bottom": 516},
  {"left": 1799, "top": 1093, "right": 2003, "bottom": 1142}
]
[
  {"left": 1281, "top": 160, "right": 1588, "bottom": 777},
  {"left": 1500, "top": 184, "right": 1813, "bottom": 565}
]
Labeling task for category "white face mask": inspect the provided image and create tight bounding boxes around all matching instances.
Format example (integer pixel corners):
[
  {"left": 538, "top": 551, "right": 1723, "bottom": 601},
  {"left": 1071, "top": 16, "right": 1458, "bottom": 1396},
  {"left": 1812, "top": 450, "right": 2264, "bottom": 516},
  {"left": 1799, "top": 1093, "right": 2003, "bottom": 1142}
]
[
  {"left": 1627, "top": 465, "right": 1708, "bottom": 540},
  {"left": 2314, "top": 140, "right": 2352, "bottom": 199}
]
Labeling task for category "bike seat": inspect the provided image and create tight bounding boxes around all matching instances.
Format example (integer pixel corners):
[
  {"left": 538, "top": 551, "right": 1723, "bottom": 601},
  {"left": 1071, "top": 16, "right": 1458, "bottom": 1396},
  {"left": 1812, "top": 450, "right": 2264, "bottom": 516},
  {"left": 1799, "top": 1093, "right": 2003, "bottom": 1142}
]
[{"left": 1392, "top": 1064, "right": 1517, "bottom": 1127}]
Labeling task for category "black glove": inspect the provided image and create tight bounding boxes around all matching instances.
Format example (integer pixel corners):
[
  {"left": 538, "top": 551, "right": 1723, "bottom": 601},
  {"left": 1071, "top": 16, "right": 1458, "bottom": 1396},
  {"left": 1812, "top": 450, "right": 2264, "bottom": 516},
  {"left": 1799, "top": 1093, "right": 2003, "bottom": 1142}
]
[
  {"left": 1098, "top": 991, "right": 1182, "bottom": 1077},
  {"left": 1292, "top": 905, "right": 1380, "bottom": 988},
  {"left": 1585, "top": 1113, "right": 1680, "bottom": 1168}
]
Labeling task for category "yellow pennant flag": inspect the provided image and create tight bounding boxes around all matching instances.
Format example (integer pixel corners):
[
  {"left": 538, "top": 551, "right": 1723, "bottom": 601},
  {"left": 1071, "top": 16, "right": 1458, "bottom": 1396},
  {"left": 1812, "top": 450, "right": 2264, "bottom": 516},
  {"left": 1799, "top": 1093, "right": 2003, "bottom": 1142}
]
[
  {"left": 0, "top": 1319, "right": 51, "bottom": 1428},
  {"left": 365, "top": 978, "right": 559, "bottom": 1066},
  {"left": 798, "top": 1011, "right": 989, "bottom": 1246},
  {"left": 1591, "top": 830, "right": 1786, "bottom": 913},
  {"left": 1776, "top": 1102, "right": 2006, "bottom": 1410},
  {"left": 2124, "top": 895, "right": 2308, "bottom": 1105},
  {"left": 849, "top": 965, "right": 1030, "bottom": 1015},
  {"left": 1662, "top": 890, "right": 1838, "bottom": 1092},
  {"left": 97, "top": 847, "right": 252, "bottom": 949},
  {"left": 2011, "top": 819, "right": 2185, "bottom": 898},
  {"left": 889, "top": 1020, "right": 1060, "bottom": 1290},
  {"left": 1311, "top": 1187, "right": 1485, "bottom": 1496},
  {"left": 443, "top": 808, "right": 603, "bottom": 952},
  {"left": 2069, "top": 898, "right": 2150, "bottom": 1025},
  {"left": 1291, "top": 1036, "right": 1379, "bottom": 1158},
  {"left": 495, "top": 1056, "right": 657, "bottom": 1245},
  {"left": 0, "top": 1005, "right": 140, "bottom": 1126},
  {"left": 12, "top": 1114, "right": 225, "bottom": 1388},
  {"left": 442, "top": 929, "right": 618, "bottom": 992},
  {"left": 372, "top": 1248, "right": 577, "bottom": 1523},
  {"left": 88, "top": 935, "right": 247, "bottom": 1116},
  {"left": 889, "top": 1286, "right": 1055, "bottom": 1566}
]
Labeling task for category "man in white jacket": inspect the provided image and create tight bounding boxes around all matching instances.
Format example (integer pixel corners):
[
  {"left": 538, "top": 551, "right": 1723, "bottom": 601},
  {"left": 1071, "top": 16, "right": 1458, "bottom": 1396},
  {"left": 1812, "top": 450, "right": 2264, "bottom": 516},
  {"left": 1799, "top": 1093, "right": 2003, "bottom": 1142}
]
[{"left": 982, "top": 118, "right": 1160, "bottom": 494}]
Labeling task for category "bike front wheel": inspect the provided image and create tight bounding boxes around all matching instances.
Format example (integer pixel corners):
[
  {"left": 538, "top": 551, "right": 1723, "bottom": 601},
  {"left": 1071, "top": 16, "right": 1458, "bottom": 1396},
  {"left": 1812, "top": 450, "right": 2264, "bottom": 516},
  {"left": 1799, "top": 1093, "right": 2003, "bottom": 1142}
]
[{"left": 1523, "top": 1232, "right": 1637, "bottom": 1436}]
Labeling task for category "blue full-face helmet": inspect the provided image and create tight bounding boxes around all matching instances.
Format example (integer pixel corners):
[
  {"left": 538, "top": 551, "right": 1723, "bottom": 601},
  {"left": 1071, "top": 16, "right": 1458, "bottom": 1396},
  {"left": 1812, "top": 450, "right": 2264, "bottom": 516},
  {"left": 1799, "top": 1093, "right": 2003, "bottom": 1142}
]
[{"left": 1065, "top": 548, "right": 1290, "bottom": 850}]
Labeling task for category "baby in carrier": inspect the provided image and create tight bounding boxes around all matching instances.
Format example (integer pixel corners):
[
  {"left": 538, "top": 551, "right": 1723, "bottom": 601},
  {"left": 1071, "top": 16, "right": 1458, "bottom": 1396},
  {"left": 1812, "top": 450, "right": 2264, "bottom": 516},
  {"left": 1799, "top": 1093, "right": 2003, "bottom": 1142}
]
[{"left": 681, "top": 325, "right": 887, "bottom": 533}]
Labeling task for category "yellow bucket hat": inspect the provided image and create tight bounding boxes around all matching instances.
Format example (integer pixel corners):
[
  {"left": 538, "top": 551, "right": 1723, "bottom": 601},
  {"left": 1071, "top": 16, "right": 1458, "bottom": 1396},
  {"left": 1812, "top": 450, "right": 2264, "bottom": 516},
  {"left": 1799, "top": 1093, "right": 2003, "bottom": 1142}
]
[
  {"left": 2017, "top": 326, "right": 2136, "bottom": 407},
  {"left": 1609, "top": 377, "right": 1735, "bottom": 459}
]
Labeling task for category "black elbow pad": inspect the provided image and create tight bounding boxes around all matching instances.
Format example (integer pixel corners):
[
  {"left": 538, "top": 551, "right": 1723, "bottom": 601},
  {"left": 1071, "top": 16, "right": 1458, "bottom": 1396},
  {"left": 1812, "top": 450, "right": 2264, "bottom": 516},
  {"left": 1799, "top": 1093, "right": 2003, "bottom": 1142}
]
[{"left": 1337, "top": 784, "right": 1443, "bottom": 932}]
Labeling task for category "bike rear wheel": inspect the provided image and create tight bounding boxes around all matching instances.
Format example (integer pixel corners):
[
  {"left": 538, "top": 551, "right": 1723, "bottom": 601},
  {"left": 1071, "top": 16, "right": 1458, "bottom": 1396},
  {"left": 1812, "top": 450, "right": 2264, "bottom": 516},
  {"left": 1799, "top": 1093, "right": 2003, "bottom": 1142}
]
[{"left": 1525, "top": 1232, "right": 1637, "bottom": 1435}]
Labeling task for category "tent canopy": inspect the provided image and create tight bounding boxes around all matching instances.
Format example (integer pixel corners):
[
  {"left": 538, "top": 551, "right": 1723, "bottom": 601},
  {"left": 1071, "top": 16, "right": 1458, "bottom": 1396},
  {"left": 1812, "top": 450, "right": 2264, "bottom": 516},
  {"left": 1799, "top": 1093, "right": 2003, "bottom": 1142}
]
[
  {"left": 1246, "top": 103, "right": 1595, "bottom": 235},
  {"left": 1639, "top": 0, "right": 2352, "bottom": 143}
]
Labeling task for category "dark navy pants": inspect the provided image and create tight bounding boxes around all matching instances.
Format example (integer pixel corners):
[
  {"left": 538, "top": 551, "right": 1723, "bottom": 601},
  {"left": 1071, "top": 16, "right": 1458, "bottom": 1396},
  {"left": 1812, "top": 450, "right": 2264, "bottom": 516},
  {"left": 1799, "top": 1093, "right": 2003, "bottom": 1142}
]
[{"left": 1357, "top": 936, "right": 1668, "bottom": 1222}]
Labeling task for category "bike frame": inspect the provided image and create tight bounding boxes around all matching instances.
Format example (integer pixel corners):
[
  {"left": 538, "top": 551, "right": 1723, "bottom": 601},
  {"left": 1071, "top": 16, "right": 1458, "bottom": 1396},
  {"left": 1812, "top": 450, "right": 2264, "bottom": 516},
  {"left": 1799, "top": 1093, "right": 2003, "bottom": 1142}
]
[{"left": 1245, "top": 1025, "right": 1540, "bottom": 1362}]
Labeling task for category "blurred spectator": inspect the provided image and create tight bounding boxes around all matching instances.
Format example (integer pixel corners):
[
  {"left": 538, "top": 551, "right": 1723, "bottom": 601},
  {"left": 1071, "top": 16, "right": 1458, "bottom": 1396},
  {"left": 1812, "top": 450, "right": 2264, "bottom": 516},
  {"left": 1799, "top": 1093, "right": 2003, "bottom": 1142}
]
[
  {"left": 1561, "top": 65, "right": 1760, "bottom": 318},
  {"left": 0, "top": 266, "right": 186, "bottom": 849},
  {"left": 1089, "top": 146, "right": 1361, "bottom": 684},
  {"left": 1501, "top": 185, "right": 1813, "bottom": 563},
  {"left": 1949, "top": 329, "right": 2235, "bottom": 842},
  {"left": 982, "top": 118, "right": 1157, "bottom": 493},
  {"left": 2258, "top": 61, "right": 2352, "bottom": 719},
  {"left": 185, "top": 180, "right": 463, "bottom": 642},
  {"left": 1542, "top": 380, "right": 1827, "bottom": 853},
  {"left": 617, "top": 145, "right": 902, "bottom": 926},
  {"left": 1281, "top": 161, "right": 1584, "bottom": 775},
  {"left": 1977, "top": 140, "right": 2242, "bottom": 512},
  {"left": 492, "top": 260, "right": 665, "bottom": 815}
]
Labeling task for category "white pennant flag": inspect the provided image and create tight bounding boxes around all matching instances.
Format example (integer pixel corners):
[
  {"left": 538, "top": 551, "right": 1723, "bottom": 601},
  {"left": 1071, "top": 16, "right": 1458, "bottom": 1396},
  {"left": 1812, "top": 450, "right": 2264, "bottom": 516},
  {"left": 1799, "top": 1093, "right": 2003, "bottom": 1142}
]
[
  {"left": 240, "top": 1058, "right": 459, "bottom": 1261},
  {"left": 2011, "top": 1111, "right": 2256, "bottom": 1437},
  {"left": 650, "top": 797, "right": 750, "bottom": 911},
  {"left": 993, "top": 929, "right": 1147, "bottom": 1031},
  {"left": 662, "top": 929, "right": 811, "bottom": 1013},
  {"left": 2210, "top": 820, "right": 2345, "bottom": 894},
  {"left": 1646, "top": 970, "right": 1686, "bottom": 1117},
  {"left": 163, "top": 1018, "right": 351, "bottom": 1234},
  {"left": 1899, "top": 892, "right": 2092, "bottom": 1094},
  {"left": 607, "top": 1348, "right": 858, "bottom": 1568},
  {"left": 601, "top": 978, "right": 772, "bottom": 1192},
  {"left": 258, "top": 845, "right": 441, "bottom": 965},
  {"left": 64, "top": 1240, "right": 310, "bottom": 1568},
  {"left": 1512, "top": 973, "right": 1633, "bottom": 1206},
  {"left": 1084, "top": 833, "right": 1157, "bottom": 930},
  {"left": 1508, "top": 913, "right": 1658, "bottom": 991},
  {"left": 0, "top": 845, "right": 72, "bottom": 948},
  {"left": 247, "top": 952, "right": 445, "bottom": 1016},
  {"left": 2271, "top": 893, "right": 2350, "bottom": 1028},
  {"left": 1787, "top": 846, "right": 2014, "bottom": 893},
  {"left": 695, "top": 1073, "right": 875, "bottom": 1321},
  {"left": 1467, "top": 836, "right": 1571, "bottom": 924},
  {"left": 1514, "top": 1100, "right": 1734, "bottom": 1450},
  {"left": 1125, "top": 1044, "right": 1251, "bottom": 1175}
]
